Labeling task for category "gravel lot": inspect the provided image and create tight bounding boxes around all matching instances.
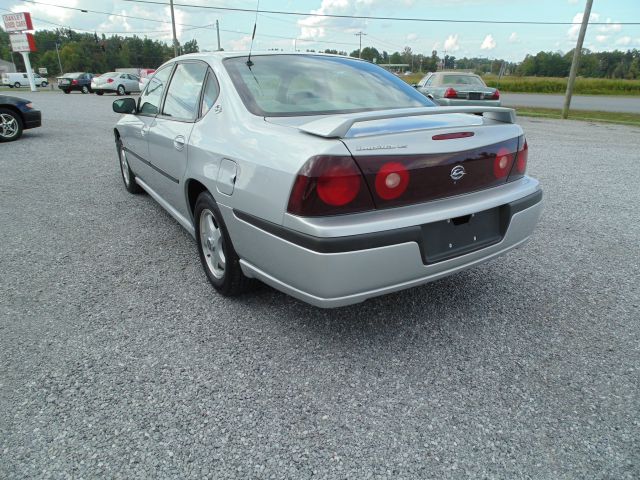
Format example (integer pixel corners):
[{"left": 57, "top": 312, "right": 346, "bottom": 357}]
[{"left": 1, "top": 92, "right": 638, "bottom": 479}]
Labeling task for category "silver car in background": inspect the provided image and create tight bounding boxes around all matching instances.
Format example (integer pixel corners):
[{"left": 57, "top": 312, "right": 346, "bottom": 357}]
[
  {"left": 92, "top": 72, "right": 141, "bottom": 96},
  {"left": 415, "top": 72, "right": 501, "bottom": 106},
  {"left": 112, "top": 52, "right": 541, "bottom": 308}
]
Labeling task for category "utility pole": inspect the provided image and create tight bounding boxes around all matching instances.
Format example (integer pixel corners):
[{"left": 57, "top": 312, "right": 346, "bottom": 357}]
[
  {"left": 169, "top": 0, "right": 179, "bottom": 57},
  {"left": 354, "top": 31, "right": 367, "bottom": 59},
  {"left": 216, "top": 20, "right": 221, "bottom": 51},
  {"left": 55, "top": 41, "right": 63, "bottom": 75},
  {"left": 562, "top": 0, "right": 593, "bottom": 119}
]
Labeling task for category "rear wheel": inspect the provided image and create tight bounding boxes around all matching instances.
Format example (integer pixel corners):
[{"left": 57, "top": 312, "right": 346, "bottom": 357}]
[
  {"left": 0, "top": 108, "right": 23, "bottom": 142},
  {"left": 117, "top": 139, "right": 143, "bottom": 194},
  {"left": 63, "top": 89, "right": 70, "bottom": 94},
  {"left": 41, "top": 81, "right": 48, "bottom": 87},
  {"left": 117, "top": 85, "right": 125, "bottom": 96},
  {"left": 13, "top": 82, "right": 20, "bottom": 88},
  {"left": 95, "top": 91, "right": 104, "bottom": 96},
  {"left": 195, "top": 191, "right": 252, "bottom": 297}
]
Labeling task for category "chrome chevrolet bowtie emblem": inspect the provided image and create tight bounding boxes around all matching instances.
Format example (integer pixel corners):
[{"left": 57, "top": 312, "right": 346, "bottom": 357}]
[{"left": 450, "top": 165, "right": 466, "bottom": 181}]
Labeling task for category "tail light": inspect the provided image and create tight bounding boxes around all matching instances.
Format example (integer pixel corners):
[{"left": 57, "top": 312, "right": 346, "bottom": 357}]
[
  {"left": 508, "top": 136, "right": 528, "bottom": 181},
  {"left": 287, "top": 156, "right": 374, "bottom": 216},
  {"left": 107, "top": 78, "right": 114, "bottom": 83},
  {"left": 375, "top": 162, "right": 409, "bottom": 200},
  {"left": 490, "top": 89, "right": 500, "bottom": 100},
  {"left": 444, "top": 87, "right": 458, "bottom": 99},
  {"left": 493, "top": 148, "right": 515, "bottom": 179},
  {"left": 71, "top": 79, "right": 78, "bottom": 85}
]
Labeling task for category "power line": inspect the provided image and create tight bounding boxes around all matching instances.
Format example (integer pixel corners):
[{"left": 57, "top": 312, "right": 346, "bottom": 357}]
[{"left": 121, "top": 0, "right": 640, "bottom": 25}]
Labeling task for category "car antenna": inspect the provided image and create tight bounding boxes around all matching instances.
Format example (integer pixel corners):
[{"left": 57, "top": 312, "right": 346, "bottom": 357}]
[{"left": 246, "top": 0, "right": 260, "bottom": 67}]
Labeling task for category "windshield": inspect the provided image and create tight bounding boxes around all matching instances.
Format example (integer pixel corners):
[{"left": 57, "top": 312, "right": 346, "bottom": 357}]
[
  {"left": 441, "top": 75, "right": 484, "bottom": 86},
  {"left": 224, "top": 55, "right": 434, "bottom": 116}
]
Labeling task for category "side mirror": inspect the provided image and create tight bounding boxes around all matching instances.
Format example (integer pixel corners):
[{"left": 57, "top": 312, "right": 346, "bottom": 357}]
[
  {"left": 411, "top": 83, "right": 418, "bottom": 88},
  {"left": 113, "top": 97, "right": 137, "bottom": 114}
]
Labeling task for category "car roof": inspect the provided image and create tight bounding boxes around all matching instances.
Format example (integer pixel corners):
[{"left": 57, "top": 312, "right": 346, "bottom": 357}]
[{"left": 172, "top": 51, "right": 364, "bottom": 62}]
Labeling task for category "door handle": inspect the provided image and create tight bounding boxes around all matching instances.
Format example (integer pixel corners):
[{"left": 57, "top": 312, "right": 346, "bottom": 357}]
[{"left": 173, "top": 135, "right": 186, "bottom": 151}]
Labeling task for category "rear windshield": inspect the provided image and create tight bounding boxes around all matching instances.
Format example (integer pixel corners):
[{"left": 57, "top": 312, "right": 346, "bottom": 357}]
[
  {"left": 102, "top": 72, "right": 120, "bottom": 78},
  {"left": 441, "top": 75, "right": 484, "bottom": 86},
  {"left": 62, "top": 72, "right": 83, "bottom": 78},
  {"left": 224, "top": 55, "right": 433, "bottom": 116}
]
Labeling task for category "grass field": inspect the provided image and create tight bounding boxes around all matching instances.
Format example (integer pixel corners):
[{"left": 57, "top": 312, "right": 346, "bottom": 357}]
[
  {"left": 514, "top": 106, "right": 640, "bottom": 127},
  {"left": 402, "top": 74, "right": 640, "bottom": 96}
]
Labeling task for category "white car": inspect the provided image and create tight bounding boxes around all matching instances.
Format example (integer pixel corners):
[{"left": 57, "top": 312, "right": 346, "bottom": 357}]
[
  {"left": 112, "top": 52, "right": 542, "bottom": 308},
  {"left": 92, "top": 72, "right": 141, "bottom": 96},
  {"left": 1, "top": 72, "right": 49, "bottom": 88}
]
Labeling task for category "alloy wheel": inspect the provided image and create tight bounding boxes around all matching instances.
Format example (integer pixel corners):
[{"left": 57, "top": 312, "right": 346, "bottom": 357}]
[
  {"left": 199, "top": 209, "right": 226, "bottom": 279},
  {"left": 0, "top": 113, "right": 19, "bottom": 140},
  {"left": 120, "top": 147, "right": 131, "bottom": 186}
]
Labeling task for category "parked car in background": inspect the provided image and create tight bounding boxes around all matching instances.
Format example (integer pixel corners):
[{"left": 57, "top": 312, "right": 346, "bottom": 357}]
[
  {"left": 1, "top": 72, "right": 49, "bottom": 88},
  {"left": 111, "top": 52, "right": 541, "bottom": 308},
  {"left": 415, "top": 72, "right": 501, "bottom": 106},
  {"left": 138, "top": 69, "right": 156, "bottom": 92},
  {"left": 92, "top": 72, "right": 141, "bottom": 96},
  {"left": 0, "top": 94, "right": 42, "bottom": 142},
  {"left": 57, "top": 72, "right": 94, "bottom": 94}
]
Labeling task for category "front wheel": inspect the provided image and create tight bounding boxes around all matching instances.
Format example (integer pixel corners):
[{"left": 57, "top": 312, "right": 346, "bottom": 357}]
[
  {"left": 81, "top": 85, "right": 89, "bottom": 94},
  {"left": 95, "top": 91, "right": 104, "bottom": 96},
  {"left": 117, "top": 85, "right": 126, "bottom": 96},
  {"left": 13, "top": 82, "right": 20, "bottom": 88},
  {"left": 117, "top": 140, "right": 143, "bottom": 194},
  {"left": 62, "top": 89, "right": 70, "bottom": 94},
  {"left": 0, "top": 108, "right": 23, "bottom": 142},
  {"left": 195, "top": 192, "right": 252, "bottom": 297},
  {"left": 41, "top": 81, "right": 48, "bottom": 87}
]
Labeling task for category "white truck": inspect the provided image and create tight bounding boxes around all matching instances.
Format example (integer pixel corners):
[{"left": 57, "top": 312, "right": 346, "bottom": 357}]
[{"left": 1, "top": 72, "right": 49, "bottom": 88}]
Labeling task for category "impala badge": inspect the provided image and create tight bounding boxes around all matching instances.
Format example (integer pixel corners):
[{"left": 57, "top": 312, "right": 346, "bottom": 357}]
[{"left": 450, "top": 165, "right": 466, "bottom": 181}]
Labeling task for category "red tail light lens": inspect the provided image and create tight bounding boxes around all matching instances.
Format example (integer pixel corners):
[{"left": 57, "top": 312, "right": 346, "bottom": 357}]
[
  {"left": 444, "top": 87, "right": 458, "bottom": 99},
  {"left": 107, "top": 78, "right": 114, "bottom": 83},
  {"left": 375, "top": 162, "right": 410, "bottom": 200},
  {"left": 71, "top": 79, "right": 78, "bottom": 85},
  {"left": 493, "top": 147, "right": 515, "bottom": 179},
  {"left": 287, "top": 156, "right": 374, "bottom": 216},
  {"left": 508, "top": 136, "right": 528, "bottom": 181},
  {"left": 491, "top": 89, "right": 500, "bottom": 100}
]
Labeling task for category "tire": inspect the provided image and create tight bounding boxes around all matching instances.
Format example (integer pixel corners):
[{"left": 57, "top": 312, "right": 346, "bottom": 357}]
[
  {"left": 63, "top": 89, "right": 70, "bottom": 94},
  {"left": 14, "top": 82, "right": 20, "bottom": 88},
  {"left": 81, "top": 85, "right": 89, "bottom": 94},
  {"left": 194, "top": 191, "right": 252, "bottom": 297},
  {"left": 117, "top": 85, "right": 126, "bottom": 96},
  {"left": 0, "top": 108, "right": 23, "bottom": 142},
  {"left": 116, "top": 139, "right": 143, "bottom": 194},
  {"left": 41, "top": 81, "right": 48, "bottom": 87},
  {"left": 95, "top": 91, "right": 104, "bottom": 96}
]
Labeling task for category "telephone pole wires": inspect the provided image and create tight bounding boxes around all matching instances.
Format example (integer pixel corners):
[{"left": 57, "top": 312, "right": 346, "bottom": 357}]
[
  {"left": 355, "top": 31, "right": 367, "bottom": 58},
  {"left": 562, "top": 0, "right": 593, "bottom": 119}
]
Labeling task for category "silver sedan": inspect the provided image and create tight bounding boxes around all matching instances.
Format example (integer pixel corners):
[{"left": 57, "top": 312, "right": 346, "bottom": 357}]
[
  {"left": 92, "top": 72, "right": 141, "bottom": 96},
  {"left": 112, "top": 52, "right": 541, "bottom": 308},
  {"left": 415, "top": 72, "right": 501, "bottom": 106}
]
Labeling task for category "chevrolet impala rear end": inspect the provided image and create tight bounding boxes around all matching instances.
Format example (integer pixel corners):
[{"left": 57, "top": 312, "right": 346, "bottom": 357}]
[{"left": 113, "top": 53, "right": 542, "bottom": 308}]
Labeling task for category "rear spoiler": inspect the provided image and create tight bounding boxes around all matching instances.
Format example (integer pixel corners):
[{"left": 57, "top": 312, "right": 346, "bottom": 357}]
[{"left": 298, "top": 106, "right": 517, "bottom": 139}]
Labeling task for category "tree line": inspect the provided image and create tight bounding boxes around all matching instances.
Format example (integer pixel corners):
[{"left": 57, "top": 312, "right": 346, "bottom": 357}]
[
  {"left": 1, "top": 27, "right": 639, "bottom": 79},
  {"left": 0, "top": 28, "right": 199, "bottom": 76}
]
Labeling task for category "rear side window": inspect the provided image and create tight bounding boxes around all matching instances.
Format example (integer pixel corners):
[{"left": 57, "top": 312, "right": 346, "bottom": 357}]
[
  {"left": 200, "top": 70, "right": 220, "bottom": 117},
  {"left": 162, "top": 62, "right": 208, "bottom": 121},
  {"left": 139, "top": 66, "right": 173, "bottom": 116}
]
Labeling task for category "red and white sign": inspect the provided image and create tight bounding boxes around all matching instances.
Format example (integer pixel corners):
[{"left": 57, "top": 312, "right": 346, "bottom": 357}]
[
  {"left": 9, "top": 33, "right": 37, "bottom": 53},
  {"left": 2, "top": 12, "right": 34, "bottom": 32}
]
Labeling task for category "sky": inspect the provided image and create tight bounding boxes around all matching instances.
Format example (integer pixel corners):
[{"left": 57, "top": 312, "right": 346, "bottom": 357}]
[{"left": 1, "top": 0, "right": 639, "bottom": 61}]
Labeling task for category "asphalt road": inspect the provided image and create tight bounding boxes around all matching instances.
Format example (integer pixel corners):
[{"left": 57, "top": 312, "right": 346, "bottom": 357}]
[
  {"left": 1, "top": 92, "right": 639, "bottom": 479},
  {"left": 501, "top": 92, "right": 640, "bottom": 113}
]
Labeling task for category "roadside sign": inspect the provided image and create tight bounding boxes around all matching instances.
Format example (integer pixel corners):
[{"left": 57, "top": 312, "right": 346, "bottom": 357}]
[
  {"left": 9, "top": 33, "right": 37, "bottom": 52},
  {"left": 39, "top": 67, "right": 48, "bottom": 75},
  {"left": 2, "top": 12, "right": 33, "bottom": 32}
]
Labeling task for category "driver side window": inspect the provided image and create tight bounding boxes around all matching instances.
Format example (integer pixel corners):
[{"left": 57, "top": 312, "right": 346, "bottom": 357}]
[{"left": 139, "top": 66, "right": 173, "bottom": 116}]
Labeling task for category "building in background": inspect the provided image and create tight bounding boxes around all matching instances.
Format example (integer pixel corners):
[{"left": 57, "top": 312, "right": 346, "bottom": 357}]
[{"left": 0, "top": 58, "right": 17, "bottom": 75}]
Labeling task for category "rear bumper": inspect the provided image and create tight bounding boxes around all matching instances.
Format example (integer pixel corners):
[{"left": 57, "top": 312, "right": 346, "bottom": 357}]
[
  {"left": 23, "top": 109, "right": 41, "bottom": 129},
  {"left": 436, "top": 99, "right": 501, "bottom": 107},
  {"left": 91, "top": 85, "right": 117, "bottom": 92},
  {"left": 221, "top": 180, "right": 543, "bottom": 308}
]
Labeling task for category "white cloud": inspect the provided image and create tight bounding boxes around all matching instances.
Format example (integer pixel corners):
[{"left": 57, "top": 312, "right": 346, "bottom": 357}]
[
  {"left": 443, "top": 34, "right": 460, "bottom": 52},
  {"left": 480, "top": 34, "right": 496, "bottom": 50},
  {"left": 228, "top": 35, "right": 252, "bottom": 51},
  {"left": 615, "top": 36, "right": 632, "bottom": 46},
  {"left": 567, "top": 0, "right": 579, "bottom": 4},
  {"left": 406, "top": 33, "right": 418, "bottom": 41},
  {"left": 597, "top": 19, "right": 622, "bottom": 33},
  {"left": 508, "top": 32, "right": 519, "bottom": 43},
  {"left": 567, "top": 12, "right": 600, "bottom": 40},
  {"left": 595, "top": 35, "right": 608, "bottom": 43}
]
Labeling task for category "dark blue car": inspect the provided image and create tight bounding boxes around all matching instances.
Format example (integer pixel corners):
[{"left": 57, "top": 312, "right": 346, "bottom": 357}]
[{"left": 0, "top": 94, "right": 42, "bottom": 142}]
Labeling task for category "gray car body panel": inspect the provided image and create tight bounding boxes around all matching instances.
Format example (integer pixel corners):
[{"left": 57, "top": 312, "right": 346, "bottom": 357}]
[{"left": 114, "top": 52, "right": 542, "bottom": 307}]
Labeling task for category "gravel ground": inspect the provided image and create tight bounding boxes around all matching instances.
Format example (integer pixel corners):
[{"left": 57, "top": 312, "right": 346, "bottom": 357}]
[{"left": 1, "top": 92, "right": 638, "bottom": 479}]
